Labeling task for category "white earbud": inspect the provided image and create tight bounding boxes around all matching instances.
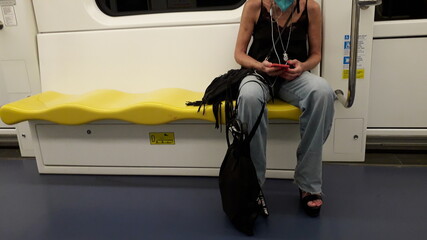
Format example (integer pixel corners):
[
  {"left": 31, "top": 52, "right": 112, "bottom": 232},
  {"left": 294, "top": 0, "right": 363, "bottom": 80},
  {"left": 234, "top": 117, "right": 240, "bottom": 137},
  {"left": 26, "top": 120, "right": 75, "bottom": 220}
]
[{"left": 270, "top": 7, "right": 273, "bottom": 16}]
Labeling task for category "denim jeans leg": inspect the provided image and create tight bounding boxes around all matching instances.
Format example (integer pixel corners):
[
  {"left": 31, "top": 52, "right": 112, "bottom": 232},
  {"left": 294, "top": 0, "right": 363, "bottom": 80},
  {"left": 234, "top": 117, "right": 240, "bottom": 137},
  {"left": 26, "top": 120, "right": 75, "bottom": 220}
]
[{"left": 276, "top": 71, "right": 336, "bottom": 194}]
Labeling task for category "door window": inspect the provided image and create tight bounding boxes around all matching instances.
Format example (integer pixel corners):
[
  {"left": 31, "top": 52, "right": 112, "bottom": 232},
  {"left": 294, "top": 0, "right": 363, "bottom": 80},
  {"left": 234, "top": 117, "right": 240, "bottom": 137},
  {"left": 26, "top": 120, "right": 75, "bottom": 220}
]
[{"left": 375, "top": 0, "right": 427, "bottom": 21}]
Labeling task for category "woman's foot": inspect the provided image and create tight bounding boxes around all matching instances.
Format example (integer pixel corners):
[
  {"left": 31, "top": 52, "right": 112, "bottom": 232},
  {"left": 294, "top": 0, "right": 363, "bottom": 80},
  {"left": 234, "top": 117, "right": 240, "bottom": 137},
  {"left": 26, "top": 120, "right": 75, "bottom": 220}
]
[
  {"left": 301, "top": 191, "right": 323, "bottom": 207},
  {"left": 299, "top": 189, "right": 322, "bottom": 217}
]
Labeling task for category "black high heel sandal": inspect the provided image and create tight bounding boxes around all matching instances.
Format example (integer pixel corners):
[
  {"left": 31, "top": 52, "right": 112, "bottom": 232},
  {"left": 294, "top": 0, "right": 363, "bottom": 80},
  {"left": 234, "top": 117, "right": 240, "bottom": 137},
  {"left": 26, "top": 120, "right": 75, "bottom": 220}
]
[{"left": 299, "top": 189, "right": 322, "bottom": 217}]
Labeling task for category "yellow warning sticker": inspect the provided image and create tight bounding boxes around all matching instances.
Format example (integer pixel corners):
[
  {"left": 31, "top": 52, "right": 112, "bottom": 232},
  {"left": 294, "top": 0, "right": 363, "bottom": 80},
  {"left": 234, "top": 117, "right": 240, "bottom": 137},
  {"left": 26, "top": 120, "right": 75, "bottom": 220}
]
[
  {"left": 149, "top": 132, "right": 175, "bottom": 145},
  {"left": 342, "top": 69, "right": 365, "bottom": 79}
]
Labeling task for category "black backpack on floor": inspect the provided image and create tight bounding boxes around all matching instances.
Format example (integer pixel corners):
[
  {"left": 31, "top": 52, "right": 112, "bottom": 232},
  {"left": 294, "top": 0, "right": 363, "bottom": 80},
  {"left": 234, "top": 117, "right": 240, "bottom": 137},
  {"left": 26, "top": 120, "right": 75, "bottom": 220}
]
[{"left": 219, "top": 102, "right": 268, "bottom": 236}]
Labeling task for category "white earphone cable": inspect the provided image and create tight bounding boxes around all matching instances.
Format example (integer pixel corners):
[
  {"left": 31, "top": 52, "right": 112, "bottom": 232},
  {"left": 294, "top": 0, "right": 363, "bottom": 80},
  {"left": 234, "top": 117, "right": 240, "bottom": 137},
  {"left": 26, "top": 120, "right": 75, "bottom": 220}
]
[{"left": 270, "top": 7, "right": 282, "bottom": 64}]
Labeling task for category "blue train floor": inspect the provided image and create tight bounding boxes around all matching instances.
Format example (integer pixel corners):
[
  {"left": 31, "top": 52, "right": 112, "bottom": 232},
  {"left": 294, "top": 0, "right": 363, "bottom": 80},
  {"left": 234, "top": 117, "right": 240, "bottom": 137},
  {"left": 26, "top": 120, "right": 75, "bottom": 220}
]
[{"left": 1, "top": 159, "right": 426, "bottom": 240}]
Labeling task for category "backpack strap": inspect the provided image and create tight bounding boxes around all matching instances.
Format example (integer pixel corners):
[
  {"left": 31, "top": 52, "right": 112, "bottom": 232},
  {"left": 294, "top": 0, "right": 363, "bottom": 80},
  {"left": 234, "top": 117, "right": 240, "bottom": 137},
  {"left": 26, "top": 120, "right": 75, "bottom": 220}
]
[
  {"left": 237, "top": 79, "right": 267, "bottom": 144},
  {"left": 245, "top": 102, "right": 265, "bottom": 144},
  {"left": 226, "top": 78, "right": 267, "bottom": 146},
  {"left": 236, "top": 75, "right": 266, "bottom": 143}
]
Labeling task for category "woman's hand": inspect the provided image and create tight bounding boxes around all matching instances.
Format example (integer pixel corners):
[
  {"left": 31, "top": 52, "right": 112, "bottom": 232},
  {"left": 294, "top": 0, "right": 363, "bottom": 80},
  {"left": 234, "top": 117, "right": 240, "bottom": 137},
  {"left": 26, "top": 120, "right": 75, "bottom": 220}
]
[
  {"left": 261, "top": 60, "right": 286, "bottom": 77},
  {"left": 280, "top": 59, "right": 304, "bottom": 81}
]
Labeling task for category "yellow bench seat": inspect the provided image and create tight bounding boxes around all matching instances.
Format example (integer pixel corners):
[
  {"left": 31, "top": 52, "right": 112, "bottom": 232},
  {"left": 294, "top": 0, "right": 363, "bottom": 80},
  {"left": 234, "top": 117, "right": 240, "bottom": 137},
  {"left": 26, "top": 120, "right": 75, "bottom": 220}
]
[{"left": 0, "top": 88, "right": 301, "bottom": 125}]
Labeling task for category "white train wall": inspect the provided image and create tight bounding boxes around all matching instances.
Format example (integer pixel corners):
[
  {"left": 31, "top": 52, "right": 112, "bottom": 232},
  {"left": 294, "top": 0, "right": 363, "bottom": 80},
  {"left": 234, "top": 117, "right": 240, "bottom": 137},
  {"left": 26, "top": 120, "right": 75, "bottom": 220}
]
[{"left": 1, "top": 0, "right": 427, "bottom": 163}]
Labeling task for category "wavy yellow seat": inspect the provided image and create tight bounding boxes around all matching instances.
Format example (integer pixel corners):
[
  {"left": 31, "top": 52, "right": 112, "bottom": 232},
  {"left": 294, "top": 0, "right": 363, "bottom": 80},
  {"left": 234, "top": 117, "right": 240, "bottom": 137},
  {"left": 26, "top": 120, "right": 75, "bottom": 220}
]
[{"left": 0, "top": 88, "right": 301, "bottom": 125}]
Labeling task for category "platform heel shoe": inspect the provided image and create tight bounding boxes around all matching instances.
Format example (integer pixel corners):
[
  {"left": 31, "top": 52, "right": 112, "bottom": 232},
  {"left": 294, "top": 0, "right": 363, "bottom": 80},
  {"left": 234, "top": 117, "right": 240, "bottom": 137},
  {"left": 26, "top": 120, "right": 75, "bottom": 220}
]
[{"left": 299, "top": 189, "right": 322, "bottom": 217}]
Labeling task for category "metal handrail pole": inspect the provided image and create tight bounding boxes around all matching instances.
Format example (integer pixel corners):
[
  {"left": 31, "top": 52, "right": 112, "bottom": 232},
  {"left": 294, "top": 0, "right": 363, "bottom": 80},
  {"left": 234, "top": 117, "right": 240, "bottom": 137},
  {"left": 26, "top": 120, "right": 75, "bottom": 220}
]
[{"left": 335, "top": 0, "right": 361, "bottom": 108}]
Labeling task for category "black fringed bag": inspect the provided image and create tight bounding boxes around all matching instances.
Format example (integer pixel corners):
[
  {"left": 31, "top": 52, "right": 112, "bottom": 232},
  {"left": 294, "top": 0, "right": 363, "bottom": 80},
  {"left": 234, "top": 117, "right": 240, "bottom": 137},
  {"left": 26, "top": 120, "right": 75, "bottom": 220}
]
[{"left": 186, "top": 68, "right": 252, "bottom": 128}]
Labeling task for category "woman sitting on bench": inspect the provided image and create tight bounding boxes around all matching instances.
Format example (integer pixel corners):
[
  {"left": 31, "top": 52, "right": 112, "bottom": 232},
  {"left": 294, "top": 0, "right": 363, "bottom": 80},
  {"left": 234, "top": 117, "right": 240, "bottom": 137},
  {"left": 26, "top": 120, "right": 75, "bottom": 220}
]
[{"left": 234, "top": 0, "right": 336, "bottom": 217}]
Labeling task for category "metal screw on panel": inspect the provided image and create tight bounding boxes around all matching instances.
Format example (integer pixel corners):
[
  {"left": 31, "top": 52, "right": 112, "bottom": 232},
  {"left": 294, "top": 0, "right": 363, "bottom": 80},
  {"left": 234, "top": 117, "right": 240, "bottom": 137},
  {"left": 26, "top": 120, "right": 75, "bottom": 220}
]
[
  {"left": 353, "top": 135, "right": 359, "bottom": 140},
  {"left": 87, "top": 130, "right": 92, "bottom": 135},
  {"left": 21, "top": 134, "right": 26, "bottom": 138}
]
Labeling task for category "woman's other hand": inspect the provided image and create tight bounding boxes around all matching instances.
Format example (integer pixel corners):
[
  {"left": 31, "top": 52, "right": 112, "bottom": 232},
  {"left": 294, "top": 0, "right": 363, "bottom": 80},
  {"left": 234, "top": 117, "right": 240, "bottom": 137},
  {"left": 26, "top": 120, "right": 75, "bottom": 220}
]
[{"left": 280, "top": 59, "right": 304, "bottom": 81}]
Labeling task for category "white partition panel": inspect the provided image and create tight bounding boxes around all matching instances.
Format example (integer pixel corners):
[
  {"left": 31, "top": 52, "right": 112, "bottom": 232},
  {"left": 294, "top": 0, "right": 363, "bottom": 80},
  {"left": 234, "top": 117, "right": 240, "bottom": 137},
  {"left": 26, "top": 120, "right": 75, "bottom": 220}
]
[
  {"left": 0, "top": 0, "right": 40, "bottom": 155},
  {"left": 38, "top": 24, "right": 240, "bottom": 94},
  {"left": 369, "top": 37, "right": 427, "bottom": 128},
  {"left": 321, "top": 0, "right": 375, "bottom": 162}
]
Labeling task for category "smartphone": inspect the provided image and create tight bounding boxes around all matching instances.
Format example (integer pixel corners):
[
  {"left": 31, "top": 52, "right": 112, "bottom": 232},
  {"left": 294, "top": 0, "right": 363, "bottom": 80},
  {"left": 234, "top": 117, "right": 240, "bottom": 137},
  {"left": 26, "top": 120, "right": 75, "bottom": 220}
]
[{"left": 271, "top": 63, "right": 289, "bottom": 69}]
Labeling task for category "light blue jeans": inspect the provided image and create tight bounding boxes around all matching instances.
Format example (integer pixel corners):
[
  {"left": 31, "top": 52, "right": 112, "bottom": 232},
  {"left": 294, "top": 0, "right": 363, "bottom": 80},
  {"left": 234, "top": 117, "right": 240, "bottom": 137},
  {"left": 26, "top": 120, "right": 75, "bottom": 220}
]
[{"left": 237, "top": 71, "right": 335, "bottom": 194}]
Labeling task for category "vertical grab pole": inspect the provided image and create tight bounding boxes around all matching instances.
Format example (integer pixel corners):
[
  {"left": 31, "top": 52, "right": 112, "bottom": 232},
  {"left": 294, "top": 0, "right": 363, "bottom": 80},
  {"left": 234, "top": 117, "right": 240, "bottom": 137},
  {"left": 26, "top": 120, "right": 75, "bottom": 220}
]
[{"left": 335, "top": 0, "right": 361, "bottom": 108}]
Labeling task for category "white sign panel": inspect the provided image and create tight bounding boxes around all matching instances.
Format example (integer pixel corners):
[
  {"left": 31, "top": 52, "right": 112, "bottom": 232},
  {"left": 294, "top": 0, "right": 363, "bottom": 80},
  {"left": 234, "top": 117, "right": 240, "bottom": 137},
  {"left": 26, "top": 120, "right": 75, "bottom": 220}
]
[
  {"left": 342, "top": 34, "right": 367, "bottom": 79},
  {"left": 1, "top": 5, "right": 17, "bottom": 26}
]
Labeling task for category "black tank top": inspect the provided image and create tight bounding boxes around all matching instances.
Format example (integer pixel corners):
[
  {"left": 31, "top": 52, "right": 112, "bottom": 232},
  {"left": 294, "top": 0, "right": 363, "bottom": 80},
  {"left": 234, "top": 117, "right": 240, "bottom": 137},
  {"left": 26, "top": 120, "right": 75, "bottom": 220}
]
[{"left": 248, "top": 0, "right": 309, "bottom": 65}]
